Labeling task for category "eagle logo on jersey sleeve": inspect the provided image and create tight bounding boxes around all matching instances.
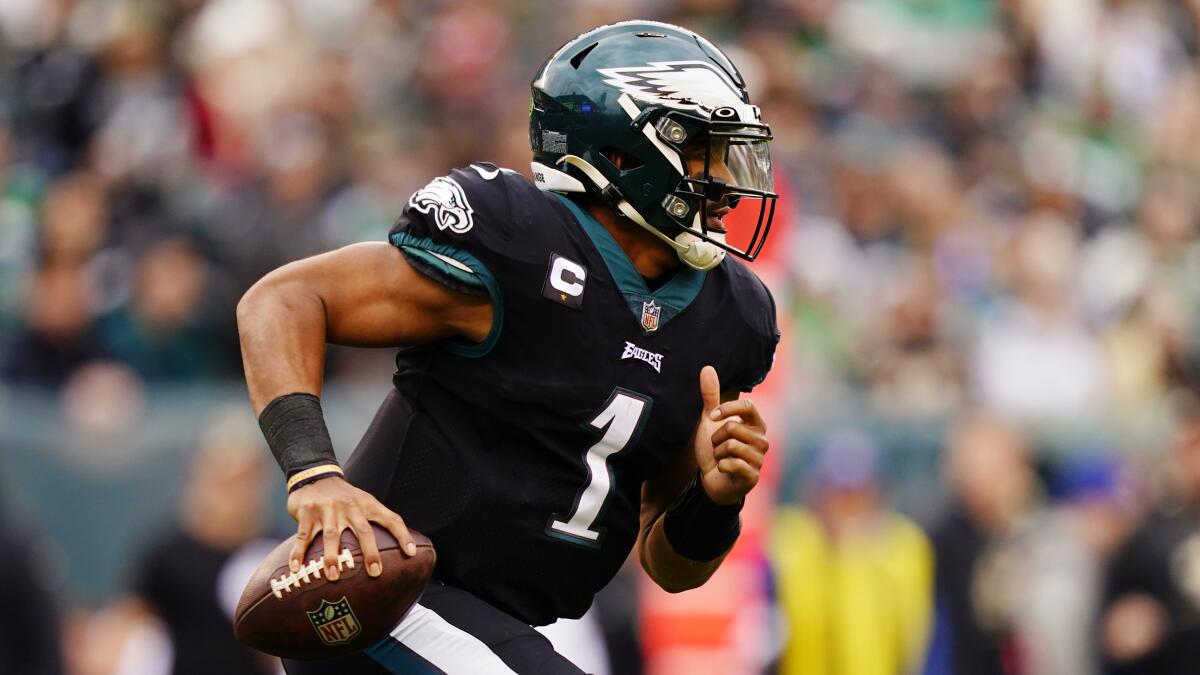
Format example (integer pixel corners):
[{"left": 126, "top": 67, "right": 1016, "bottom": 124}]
[{"left": 408, "top": 176, "right": 475, "bottom": 234}]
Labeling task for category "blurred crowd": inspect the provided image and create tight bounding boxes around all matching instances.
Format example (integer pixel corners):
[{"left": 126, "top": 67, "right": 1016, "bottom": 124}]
[{"left": 3, "top": 0, "right": 1200, "bottom": 673}]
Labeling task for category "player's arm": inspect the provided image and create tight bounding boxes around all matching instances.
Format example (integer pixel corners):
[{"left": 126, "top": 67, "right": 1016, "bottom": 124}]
[
  {"left": 237, "top": 242, "right": 491, "bottom": 580},
  {"left": 636, "top": 366, "right": 768, "bottom": 592},
  {"left": 240, "top": 241, "right": 490, "bottom": 409}
]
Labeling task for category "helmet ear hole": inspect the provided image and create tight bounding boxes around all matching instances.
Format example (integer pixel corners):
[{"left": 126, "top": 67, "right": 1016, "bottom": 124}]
[{"left": 600, "top": 148, "right": 644, "bottom": 172}]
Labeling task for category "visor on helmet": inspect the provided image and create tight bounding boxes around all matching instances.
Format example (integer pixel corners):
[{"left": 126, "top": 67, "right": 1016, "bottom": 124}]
[
  {"left": 656, "top": 112, "right": 777, "bottom": 261},
  {"left": 718, "top": 129, "right": 773, "bottom": 194}
]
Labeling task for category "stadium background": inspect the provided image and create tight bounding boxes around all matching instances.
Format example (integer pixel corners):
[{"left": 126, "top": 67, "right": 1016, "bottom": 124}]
[{"left": 2, "top": 0, "right": 1200, "bottom": 673}]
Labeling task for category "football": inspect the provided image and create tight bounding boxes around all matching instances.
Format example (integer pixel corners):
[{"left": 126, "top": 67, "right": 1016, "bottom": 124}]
[{"left": 234, "top": 525, "right": 435, "bottom": 660}]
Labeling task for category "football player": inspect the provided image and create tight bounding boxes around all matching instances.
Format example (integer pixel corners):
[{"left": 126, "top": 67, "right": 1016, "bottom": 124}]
[{"left": 238, "top": 21, "right": 781, "bottom": 674}]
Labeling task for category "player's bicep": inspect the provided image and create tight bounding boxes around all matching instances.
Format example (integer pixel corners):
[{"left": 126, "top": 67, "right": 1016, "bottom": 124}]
[{"left": 292, "top": 242, "right": 492, "bottom": 348}]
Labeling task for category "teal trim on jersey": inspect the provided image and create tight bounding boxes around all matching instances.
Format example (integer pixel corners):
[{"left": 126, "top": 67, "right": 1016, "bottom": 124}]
[
  {"left": 553, "top": 194, "right": 707, "bottom": 330},
  {"left": 367, "top": 636, "right": 440, "bottom": 674},
  {"left": 401, "top": 247, "right": 486, "bottom": 292},
  {"left": 545, "top": 527, "right": 604, "bottom": 550},
  {"left": 389, "top": 230, "right": 503, "bottom": 358}
]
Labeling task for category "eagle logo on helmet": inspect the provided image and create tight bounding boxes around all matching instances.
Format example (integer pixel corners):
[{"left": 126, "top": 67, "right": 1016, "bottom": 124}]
[
  {"left": 408, "top": 176, "right": 475, "bottom": 234},
  {"left": 597, "top": 61, "right": 747, "bottom": 115}
]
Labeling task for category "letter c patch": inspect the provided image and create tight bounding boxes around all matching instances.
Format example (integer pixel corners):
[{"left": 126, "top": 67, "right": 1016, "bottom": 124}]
[{"left": 543, "top": 253, "right": 586, "bottom": 309}]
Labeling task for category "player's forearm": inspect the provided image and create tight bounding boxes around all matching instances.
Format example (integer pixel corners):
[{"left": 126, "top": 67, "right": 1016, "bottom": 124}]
[
  {"left": 237, "top": 267, "right": 329, "bottom": 415},
  {"left": 639, "top": 518, "right": 729, "bottom": 593},
  {"left": 636, "top": 431, "right": 745, "bottom": 593}
]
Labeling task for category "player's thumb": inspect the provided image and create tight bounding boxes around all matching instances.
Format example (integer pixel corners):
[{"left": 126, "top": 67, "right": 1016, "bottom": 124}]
[{"left": 699, "top": 365, "right": 721, "bottom": 413}]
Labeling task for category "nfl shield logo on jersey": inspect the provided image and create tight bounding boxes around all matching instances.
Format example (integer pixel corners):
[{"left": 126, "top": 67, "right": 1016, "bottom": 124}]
[
  {"left": 641, "top": 300, "right": 661, "bottom": 333},
  {"left": 307, "top": 597, "right": 361, "bottom": 646}
]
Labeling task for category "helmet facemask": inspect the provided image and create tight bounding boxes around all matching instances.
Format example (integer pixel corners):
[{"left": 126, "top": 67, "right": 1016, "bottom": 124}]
[
  {"left": 559, "top": 102, "right": 777, "bottom": 271},
  {"left": 653, "top": 108, "right": 777, "bottom": 265}
]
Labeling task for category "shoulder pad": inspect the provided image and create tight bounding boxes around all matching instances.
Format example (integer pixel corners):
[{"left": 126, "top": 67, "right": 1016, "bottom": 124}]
[
  {"left": 722, "top": 258, "right": 778, "bottom": 340},
  {"left": 719, "top": 258, "right": 780, "bottom": 391}
]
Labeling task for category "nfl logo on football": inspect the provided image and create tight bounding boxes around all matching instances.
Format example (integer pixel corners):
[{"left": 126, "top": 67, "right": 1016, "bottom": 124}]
[
  {"left": 641, "top": 300, "right": 661, "bottom": 333},
  {"left": 307, "top": 597, "right": 362, "bottom": 646}
]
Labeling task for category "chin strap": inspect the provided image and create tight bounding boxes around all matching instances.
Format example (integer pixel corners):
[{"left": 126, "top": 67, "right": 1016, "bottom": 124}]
[{"left": 558, "top": 155, "right": 726, "bottom": 271}]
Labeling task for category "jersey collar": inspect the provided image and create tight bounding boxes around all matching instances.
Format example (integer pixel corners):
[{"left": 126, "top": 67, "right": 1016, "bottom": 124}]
[{"left": 554, "top": 193, "right": 707, "bottom": 330}]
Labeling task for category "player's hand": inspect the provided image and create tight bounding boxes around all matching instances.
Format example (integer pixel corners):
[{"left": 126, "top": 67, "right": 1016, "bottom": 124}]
[
  {"left": 286, "top": 476, "right": 417, "bottom": 581},
  {"left": 692, "top": 365, "right": 768, "bottom": 505}
]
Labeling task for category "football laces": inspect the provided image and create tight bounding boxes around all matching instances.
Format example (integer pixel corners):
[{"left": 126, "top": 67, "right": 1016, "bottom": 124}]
[{"left": 269, "top": 548, "right": 356, "bottom": 598}]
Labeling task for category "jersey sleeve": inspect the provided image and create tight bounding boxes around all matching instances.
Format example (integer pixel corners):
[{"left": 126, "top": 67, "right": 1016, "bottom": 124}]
[
  {"left": 742, "top": 302, "right": 779, "bottom": 392},
  {"left": 388, "top": 163, "right": 514, "bottom": 357},
  {"left": 730, "top": 266, "right": 781, "bottom": 392}
]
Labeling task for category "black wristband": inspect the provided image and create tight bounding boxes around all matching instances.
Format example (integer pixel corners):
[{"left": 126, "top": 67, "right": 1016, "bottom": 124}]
[
  {"left": 662, "top": 472, "right": 743, "bottom": 562},
  {"left": 257, "top": 393, "right": 340, "bottom": 482}
]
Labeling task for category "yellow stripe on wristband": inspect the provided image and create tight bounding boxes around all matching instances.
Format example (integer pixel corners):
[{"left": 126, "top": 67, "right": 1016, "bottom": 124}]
[{"left": 286, "top": 464, "right": 344, "bottom": 492}]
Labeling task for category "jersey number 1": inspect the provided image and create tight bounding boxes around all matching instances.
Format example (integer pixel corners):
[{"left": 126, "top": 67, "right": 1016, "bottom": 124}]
[{"left": 548, "top": 389, "right": 652, "bottom": 546}]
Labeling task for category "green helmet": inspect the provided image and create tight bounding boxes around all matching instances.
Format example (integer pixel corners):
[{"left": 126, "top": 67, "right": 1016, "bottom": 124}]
[{"left": 530, "top": 21, "right": 777, "bottom": 271}]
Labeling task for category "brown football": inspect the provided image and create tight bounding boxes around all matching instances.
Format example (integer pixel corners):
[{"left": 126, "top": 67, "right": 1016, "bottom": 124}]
[{"left": 233, "top": 525, "right": 435, "bottom": 660}]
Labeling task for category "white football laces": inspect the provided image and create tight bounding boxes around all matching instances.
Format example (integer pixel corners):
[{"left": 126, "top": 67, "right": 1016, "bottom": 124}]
[{"left": 269, "top": 548, "right": 356, "bottom": 598}]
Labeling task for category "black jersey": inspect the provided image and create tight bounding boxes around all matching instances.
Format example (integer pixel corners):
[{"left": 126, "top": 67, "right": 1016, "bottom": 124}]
[{"left": 344, "top": 163, "right": 778, "bottom": 626}]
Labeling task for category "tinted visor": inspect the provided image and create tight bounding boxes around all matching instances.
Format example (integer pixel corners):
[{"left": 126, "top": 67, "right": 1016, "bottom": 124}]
[
  {"left": 677, "top": 123, "right": 777, "bottom": 261},
  {"left": 711, "top": 126, "right": 773, "bottom": 195}
]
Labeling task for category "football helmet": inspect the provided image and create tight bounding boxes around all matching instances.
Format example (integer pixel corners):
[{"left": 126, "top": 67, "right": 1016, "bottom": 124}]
[{"left": 530, "top": 21, "right": 776, "bottom": 271}]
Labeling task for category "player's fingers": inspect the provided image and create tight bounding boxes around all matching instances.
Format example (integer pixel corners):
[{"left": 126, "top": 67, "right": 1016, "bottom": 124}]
[
  {"left": 699, "top": 365, "right": 721, "bottom": 414},
  {"left": 349, "top": 511, "right": 383, "bottom": 577},
  {"left": 713, "top": 439, "right": 764, "bottom": 468},
  {"left": 289, "top": 507, "right": 319, "bottom": 572},
  {"left": 710, "top": 420, "right": 766, "bottom": 450},
  {"left": 717, "top": 457, "right": 759, "bottom": 489},
  {"left": 711, "top": 398, "right": 765, "bottom": 431},
  {"left": 321, "top": 510, "right": 344, "bottom": 581},
  {"left": 369, "top": 505, "right": 417, "bottom": 557}
]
